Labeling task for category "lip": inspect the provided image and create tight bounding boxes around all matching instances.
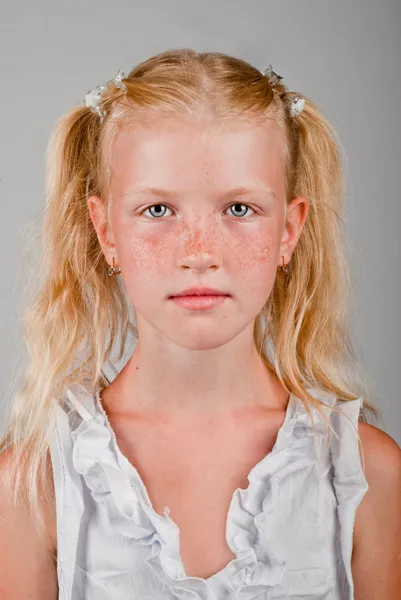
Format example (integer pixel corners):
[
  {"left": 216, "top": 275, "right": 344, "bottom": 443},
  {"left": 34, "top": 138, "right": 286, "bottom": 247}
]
[
  {"left": 169, "top": 295, "right": 230, "bottom": 311},
  {"left": 169, "top": 287, "right": 231, "bottom": 298}
]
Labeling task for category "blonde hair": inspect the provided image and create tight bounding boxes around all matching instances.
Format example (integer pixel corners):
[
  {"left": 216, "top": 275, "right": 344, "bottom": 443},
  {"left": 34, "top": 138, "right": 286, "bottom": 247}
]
[{"left": 0, "top": 48, "right": 381, "bottom": 544}]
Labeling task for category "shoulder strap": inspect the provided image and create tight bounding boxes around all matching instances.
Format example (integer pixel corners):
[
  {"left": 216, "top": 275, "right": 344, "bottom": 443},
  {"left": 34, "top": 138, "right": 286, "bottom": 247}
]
[
  {"left": 330, "top": 397, "right": 369, "bottom": 599},
  {"left": 48, "top": 391, "right": 88, "bottom": 600}
]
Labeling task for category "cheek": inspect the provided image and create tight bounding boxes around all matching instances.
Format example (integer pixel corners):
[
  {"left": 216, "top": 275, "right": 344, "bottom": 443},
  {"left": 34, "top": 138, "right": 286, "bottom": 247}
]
[
  {"left": 227, "top": 230, "right": 278, "bottom": 298},
  {"left": 229, "top": 229, "right": 275, "bottom": 269},
  {"left": 118, "top": 230, "right": 174, "bottom": 283}
]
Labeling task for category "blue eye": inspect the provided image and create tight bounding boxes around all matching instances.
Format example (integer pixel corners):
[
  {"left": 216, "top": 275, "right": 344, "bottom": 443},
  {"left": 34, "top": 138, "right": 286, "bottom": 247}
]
[{"left": 139, "top": 203, "right": 256, "bottom": 220}]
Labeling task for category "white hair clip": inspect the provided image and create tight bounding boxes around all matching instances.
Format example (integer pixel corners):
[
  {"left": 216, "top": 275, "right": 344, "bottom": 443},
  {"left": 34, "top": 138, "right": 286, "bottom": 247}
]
[
  {"left": 85, "top": 69, "right": 127, "bottom": 123},
  {"left": 263, "top": 64, "right": 283, "bottom": 87},
  {"left": 263, "top": 64, "right": 305, "bottom": 119},
  {"left": 289, "top": 94, "right": 305, "bottom": 118}
]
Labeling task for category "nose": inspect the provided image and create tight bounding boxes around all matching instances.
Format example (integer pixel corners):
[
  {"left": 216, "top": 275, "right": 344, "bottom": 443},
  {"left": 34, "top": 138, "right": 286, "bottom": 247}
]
[{"left": 176, "top": 229, "right": 222, "bottom": 271}]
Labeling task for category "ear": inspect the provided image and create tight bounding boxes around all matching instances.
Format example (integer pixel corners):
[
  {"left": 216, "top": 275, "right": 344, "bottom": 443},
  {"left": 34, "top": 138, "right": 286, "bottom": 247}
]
[
  {"left": 87, "top": 195, "right": 118, "bottom": 266},
  {"left": 279, "top": 196, "right": 309, "bottom": 264}
]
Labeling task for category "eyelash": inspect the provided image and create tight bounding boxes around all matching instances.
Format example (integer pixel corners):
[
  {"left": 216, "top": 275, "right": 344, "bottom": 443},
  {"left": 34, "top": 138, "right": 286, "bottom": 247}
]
[{"left": 138, "top": 202, "right": 257, "bottom": 220}]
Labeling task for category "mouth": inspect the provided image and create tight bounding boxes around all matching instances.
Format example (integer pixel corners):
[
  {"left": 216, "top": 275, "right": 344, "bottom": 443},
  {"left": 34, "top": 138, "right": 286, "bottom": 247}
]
[{"left": 168, "top": 294, "right": 230, "bottom": 310}]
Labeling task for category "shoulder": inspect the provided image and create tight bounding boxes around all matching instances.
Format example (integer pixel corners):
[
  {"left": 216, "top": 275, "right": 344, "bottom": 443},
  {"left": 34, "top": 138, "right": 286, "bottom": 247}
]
[
  {"left": 0, "top": 444, "right": 58, "bottom": 598},
  {"left": 352, "top": 422, "right": 401, "bottom": 597},
  {"left": 356, "top": 422, "right": 401, "bottom": 519},
  {"left": 0, "top": 443, "right": 57, "bottom": 559},
  {"left": 357, "top": 422, "right": 401, "bottom": 482}
]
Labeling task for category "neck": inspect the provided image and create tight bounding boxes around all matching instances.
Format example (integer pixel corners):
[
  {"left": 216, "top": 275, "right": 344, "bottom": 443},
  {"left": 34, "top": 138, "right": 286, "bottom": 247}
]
[{"left": 104, "top": 327, "right": 289, "bottom": 422}]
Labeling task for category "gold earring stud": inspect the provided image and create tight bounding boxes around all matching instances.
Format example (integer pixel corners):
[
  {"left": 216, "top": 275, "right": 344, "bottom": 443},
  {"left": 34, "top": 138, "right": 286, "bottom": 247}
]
[
  {"left": 108, "top": 256, "right": 121, "bottom": 276},
  {"left": 280, "top": 255, "right": 290, "bottom": 275}
]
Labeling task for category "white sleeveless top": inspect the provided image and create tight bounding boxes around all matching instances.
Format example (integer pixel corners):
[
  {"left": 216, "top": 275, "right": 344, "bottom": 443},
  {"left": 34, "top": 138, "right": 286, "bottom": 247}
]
[{"left": 48, "top": 382, "right": 369, "bottom": 600}]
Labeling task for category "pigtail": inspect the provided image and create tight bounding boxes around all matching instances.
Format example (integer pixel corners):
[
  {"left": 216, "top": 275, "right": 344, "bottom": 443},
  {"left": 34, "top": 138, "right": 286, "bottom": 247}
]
[
  {"left": 257, "top": 95, "right": 379, "bottom": 430},
  {"left": 0, "top": 105, "right": 134, "bottom": 535}
]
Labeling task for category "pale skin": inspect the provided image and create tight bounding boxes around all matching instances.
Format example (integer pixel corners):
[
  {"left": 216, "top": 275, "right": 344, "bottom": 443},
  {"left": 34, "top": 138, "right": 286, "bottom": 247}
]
[
  {"left": 0, "top": 117, "right": 400, "bottom": 598},
  {"left": 92, "top": 117, "right": 304, "bottom": 419}
]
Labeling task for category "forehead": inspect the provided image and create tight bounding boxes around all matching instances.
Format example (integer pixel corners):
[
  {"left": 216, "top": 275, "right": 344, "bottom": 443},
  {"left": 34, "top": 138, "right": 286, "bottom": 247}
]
[{"left": 110, "top": 118, "right": 285, "bottom": 193}]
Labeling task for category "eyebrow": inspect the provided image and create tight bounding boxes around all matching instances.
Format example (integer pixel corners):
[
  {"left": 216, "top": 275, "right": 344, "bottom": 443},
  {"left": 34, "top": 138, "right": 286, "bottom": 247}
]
[{"left": 122, "top": 186, "right": 276, "bottom": 200}]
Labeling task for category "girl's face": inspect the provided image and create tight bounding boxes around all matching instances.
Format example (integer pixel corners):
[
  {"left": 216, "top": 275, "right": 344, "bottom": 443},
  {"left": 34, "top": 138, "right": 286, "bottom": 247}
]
[{"left": 89, "top": 118, "right": 308, "bottom": 350}]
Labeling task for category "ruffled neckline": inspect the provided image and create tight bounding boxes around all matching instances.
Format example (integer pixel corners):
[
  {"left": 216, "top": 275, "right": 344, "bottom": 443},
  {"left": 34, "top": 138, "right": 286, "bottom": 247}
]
[{"left": 66, "top": 383, "right": 336, "bottom": 599}]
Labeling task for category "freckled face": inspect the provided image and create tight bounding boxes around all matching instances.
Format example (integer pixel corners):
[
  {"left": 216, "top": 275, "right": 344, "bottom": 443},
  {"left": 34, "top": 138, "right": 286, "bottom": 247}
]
[{"left": 108, "top": 119, "right": 287, "bottom": 349}]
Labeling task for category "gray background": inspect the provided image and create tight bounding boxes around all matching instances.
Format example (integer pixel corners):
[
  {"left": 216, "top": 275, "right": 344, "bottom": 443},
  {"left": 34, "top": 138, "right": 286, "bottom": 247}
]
[{"left": 1, "top": 1, "right": 400, "bottom": 444}]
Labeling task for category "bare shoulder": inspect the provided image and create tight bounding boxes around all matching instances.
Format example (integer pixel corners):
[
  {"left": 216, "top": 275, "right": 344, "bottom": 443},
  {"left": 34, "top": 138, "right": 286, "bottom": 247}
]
[
  {"left": 356, "top": 422, "right": 401, "bottom": 488},
  {"left": 356, "top": 421, "right": 401, "bottom": 469},
  {"left": 0, "top": 444, "right": 58, "bottom": 599},
  {"left": 352, "top": 422, "right": 401, "bottom": 598}
]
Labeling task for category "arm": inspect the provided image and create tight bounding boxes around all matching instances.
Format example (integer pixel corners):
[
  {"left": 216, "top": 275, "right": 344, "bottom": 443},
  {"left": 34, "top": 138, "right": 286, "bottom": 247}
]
[
  {"left": 352, "top": 422, "right": 401, "bottom": 598},
  {"left": 0, "top": 446, "right": 58, "bottom": 599}
]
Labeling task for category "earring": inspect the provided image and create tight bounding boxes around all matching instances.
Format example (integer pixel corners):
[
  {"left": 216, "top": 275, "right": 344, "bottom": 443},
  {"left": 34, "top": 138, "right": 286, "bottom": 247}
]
[
  {"left": 279, "top": 255, "right": 290, "bottom": 275},
  {"left": 108, "top": 256, "right": 121, "bottom": 276}
]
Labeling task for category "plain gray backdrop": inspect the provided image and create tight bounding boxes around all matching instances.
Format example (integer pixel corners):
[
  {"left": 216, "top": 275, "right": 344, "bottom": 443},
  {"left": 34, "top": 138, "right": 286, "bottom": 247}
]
[{"left": 1, "top": 0, "right": 400, "bottom": 444}]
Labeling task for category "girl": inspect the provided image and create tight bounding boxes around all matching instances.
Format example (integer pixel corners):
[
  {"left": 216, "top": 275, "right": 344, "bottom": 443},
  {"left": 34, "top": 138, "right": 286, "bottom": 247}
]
[{"left": 1, "top": 48, "right": 400, "bottom": 600}]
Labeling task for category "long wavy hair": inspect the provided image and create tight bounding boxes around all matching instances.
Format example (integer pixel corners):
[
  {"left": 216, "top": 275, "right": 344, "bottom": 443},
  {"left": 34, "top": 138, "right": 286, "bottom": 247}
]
[{"left": 0, "top": 48, "right": 381, "bottom": 544}]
